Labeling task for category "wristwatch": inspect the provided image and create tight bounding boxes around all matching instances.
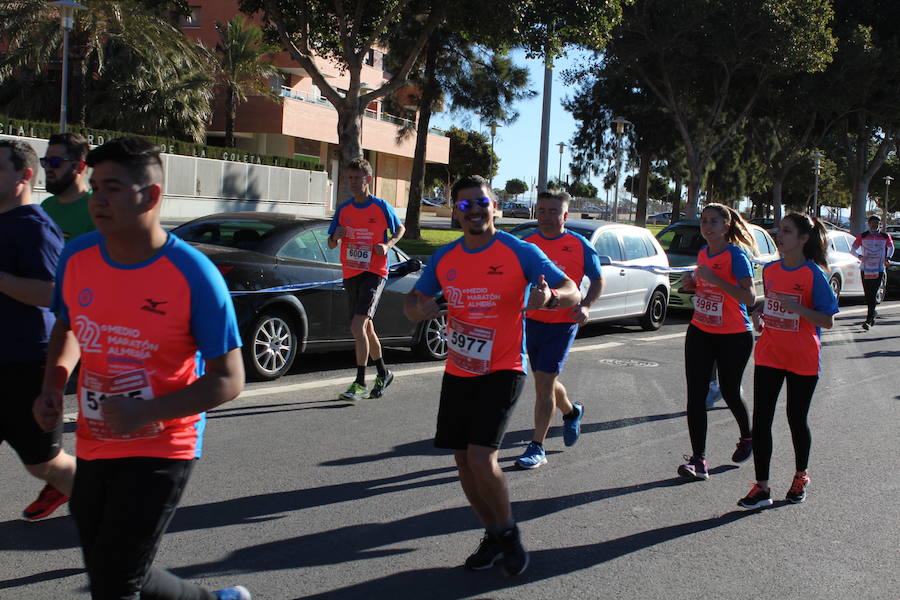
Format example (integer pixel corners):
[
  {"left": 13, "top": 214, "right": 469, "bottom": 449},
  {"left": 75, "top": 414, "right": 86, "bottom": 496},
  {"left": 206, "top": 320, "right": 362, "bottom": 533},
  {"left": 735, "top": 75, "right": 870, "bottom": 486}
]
[{"left": 544, "top": 287, "right": 560, "bottom": 309}]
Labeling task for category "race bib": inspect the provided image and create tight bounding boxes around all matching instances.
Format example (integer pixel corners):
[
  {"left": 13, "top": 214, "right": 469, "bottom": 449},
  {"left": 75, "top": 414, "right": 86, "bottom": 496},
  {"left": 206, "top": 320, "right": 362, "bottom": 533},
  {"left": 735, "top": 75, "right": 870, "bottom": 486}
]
[
  {"left": 763, "top": 290, "right": 801, "bottom": 332},
  {"left": 447, "top": 316, "right": 495, "bottom": 375},
  {"left": 345, "top": 242, "right": 372, "bottom": 270},
  {"left": 79, "top": 369, "right": 162, "bottom": 441},
  {"left": 693, "top": 289, "right": 724, "bottom": 327}
]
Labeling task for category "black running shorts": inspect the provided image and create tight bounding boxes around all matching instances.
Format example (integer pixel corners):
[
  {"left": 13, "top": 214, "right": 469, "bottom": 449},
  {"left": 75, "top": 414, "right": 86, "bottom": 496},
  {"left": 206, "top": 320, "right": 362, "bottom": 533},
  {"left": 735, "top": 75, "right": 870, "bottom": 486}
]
[
  {"left": 344, "top": 271, "right": 387, "bottom": 319},
  {"left": 0, "top": 362, "right": 63, "bottom": 465},
  {"left": 435, "top": 370, "right": 527, "bottom": 450}
]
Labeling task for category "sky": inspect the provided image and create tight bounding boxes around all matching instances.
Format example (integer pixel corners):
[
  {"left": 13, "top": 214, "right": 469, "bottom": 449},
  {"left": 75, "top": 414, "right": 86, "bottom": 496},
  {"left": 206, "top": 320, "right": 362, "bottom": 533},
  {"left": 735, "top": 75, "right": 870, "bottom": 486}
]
[{"left": 429, "top": 48, "right": 606, "bottom": 203}]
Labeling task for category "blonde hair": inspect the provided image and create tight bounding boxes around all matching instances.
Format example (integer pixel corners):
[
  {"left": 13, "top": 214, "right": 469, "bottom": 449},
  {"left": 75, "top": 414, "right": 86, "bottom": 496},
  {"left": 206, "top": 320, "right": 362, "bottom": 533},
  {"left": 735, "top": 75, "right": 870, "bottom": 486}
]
[{"left": 701, "top": 203, "right": 757, "bottom": 253}]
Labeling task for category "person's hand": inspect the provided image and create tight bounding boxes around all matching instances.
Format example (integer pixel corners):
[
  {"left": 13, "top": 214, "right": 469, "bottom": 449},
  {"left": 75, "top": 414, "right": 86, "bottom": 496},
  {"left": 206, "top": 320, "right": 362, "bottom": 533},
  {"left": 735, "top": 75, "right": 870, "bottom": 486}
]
[
  {"left": 525, "top": 275, "right": 551, "bottom": 310},
  {"left": 33, "top": 388, "right": 64, "bottom": 432},
  {"left": 410, "top": 291, "right": 444, "bottom": 322},
  {"left": 332, "top": 226, "right": 346, "bottom": 240},
  {"left": 695, "top": 265, "right": 717, "bottom": 285},
  {"left": 751, "top": 305, "right": 764, "bottom": 332},
  {"left": 570, "top": 304, "right": 590, "bottom": 325},
  {"left": 679, "top": 271, "right": 696, "bottom": 292},
  {"left": 374, "top": 243, "right": 389, "bottom": 256},
  {"left": 770, "top": 292, "right": 801, "bottom": 314},
  {"left": 101, "top": 395, "right": 151, "bottom": 435}
]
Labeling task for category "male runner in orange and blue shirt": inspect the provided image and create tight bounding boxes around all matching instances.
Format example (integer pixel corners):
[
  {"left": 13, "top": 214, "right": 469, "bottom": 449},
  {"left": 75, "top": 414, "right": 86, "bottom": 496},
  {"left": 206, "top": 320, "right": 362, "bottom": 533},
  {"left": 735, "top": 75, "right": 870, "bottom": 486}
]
[
  {"left": 851, "top": 214, "right": 894, "bottom": 329},
  {"left": 33, "top": 137, "right": 250, "bottom": 600},
  {"left": 405, "top": 175, "right": 580, "bottom": 576},
  {"left": 515, "top": 190, "right": 603, "bottom": 469},
  {"left": 328, "top": 158, "right": 405, "bottom": 401}
]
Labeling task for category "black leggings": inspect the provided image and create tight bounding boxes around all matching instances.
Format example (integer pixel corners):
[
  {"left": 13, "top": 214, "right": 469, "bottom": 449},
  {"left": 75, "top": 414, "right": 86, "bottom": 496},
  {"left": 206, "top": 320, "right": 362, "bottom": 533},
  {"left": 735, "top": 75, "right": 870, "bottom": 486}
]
[
  {"left": 862, "top": 272, "right": 884, "bottom": 322},
  {"left": 70, "top": 457, "right": 216, "bottom": 600},
  {"left": 752, "top": 366, "right": 818, "bottom": 482},
  {"left": 684, "top": 325, "right": 753, "bottom": 459}
]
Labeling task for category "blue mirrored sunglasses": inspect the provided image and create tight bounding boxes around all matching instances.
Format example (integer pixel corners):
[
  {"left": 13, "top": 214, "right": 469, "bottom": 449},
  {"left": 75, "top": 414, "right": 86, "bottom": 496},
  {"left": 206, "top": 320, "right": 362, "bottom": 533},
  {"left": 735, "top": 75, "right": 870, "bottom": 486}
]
[
  {"left": 455, "top": 197, "right": 492, "bottom": 212},
  {"left": 40, "top": 156, "right": 76, "bottom": 169}
]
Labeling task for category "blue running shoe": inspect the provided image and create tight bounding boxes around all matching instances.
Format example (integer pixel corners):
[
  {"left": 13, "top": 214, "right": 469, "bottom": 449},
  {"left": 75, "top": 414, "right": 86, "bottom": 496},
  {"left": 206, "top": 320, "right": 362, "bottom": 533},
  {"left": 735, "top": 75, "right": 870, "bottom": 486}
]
[
  {"left": 214, "top": 585, "right": 251, "bottom": 600},
  {"left": 515, "top": 442, "right": 547, "bottom": 469},
  {"left": 562, "top": 402, "right": 584, "bottom": 447}
]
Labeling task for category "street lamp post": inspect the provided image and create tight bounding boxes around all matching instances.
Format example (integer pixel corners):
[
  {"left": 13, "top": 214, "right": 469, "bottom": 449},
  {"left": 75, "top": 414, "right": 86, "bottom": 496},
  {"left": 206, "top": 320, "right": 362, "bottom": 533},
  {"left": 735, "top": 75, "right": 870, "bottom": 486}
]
[
  {"left": 811, "top": 151, "right": 824, "bottom": 218},
  {"left": 556, "top": 142, "right": 567, "bottom": 184},
  {"left": 51, "top": 1, "right": 85, "bottom": 133},
  {"left": 488, "top": 121, "right": 500, "bottom": 187},
  {"left": 611, "top": 116, "right": 631, "bottom": 223},
  {"left": 884, "top": 175, "right": 894, "bottom": 227}
]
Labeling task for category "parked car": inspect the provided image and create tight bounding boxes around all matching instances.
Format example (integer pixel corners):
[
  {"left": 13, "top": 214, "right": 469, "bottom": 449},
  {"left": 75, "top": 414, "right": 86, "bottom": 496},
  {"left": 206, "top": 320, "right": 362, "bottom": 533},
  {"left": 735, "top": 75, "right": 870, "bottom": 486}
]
[
  {"left": 502, "top": 202, "right": 532, "bottom": 219},
  {"left": 824, "top": 229, "right": 884, "bottom": 303},
  {"left": 655, "top": 220, "right": 780, "bottom": 310},
  {"left": 885, "top": 224, "right": 900, "bottom": 244},
  {"left": 887, "top": 246, "right": 900, "bottom": 297},
  {"left": 647, "top": 212, "right": 685, "bottom": 225},
  {"left": 508, "top": 219, "right": 670, "bottom": 330},
  {"left": 171, "top": 213, "right": 447, "bottom": 381},
  {"left": 420, "top": 197, "right": 446, "bottom": 207},
  {"left": 749, "top": 217, "right": 777, "bottom": 235}
]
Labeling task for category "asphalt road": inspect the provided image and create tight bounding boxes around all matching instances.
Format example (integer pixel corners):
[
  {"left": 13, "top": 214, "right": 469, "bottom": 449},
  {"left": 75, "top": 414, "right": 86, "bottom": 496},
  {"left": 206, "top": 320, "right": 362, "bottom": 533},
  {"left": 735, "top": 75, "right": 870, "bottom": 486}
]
[{"left": 2, "top": 300, "right": 898, "bottom": 600}]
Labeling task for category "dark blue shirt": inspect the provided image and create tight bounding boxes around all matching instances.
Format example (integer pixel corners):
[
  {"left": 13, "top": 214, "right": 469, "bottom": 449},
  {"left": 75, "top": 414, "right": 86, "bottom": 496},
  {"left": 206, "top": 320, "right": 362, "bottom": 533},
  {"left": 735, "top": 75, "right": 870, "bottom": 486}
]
[{"left": 0, "top": 204, "right": 63, "bottom": 363}]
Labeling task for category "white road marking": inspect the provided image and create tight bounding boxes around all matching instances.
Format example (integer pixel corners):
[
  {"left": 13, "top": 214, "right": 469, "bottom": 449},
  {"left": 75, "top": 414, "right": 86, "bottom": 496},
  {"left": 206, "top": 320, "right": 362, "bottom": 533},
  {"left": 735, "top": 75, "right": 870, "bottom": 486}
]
[
  {"left": 631, "top": 332, "right": 686, "bottom": 342},
  {"left": 570, "top": 341, "right": 624, "bottom": 353}
]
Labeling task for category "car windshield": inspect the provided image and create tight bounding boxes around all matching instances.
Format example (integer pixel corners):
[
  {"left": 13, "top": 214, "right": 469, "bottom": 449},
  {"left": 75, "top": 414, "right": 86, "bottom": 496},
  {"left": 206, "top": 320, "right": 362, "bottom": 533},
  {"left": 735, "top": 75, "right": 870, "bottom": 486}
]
[
  {"left": 173, "top": 219, "right": 278, "bottom": 251},
  {"left": 656, "top": 224, "right": 705, "bottom": 255}
]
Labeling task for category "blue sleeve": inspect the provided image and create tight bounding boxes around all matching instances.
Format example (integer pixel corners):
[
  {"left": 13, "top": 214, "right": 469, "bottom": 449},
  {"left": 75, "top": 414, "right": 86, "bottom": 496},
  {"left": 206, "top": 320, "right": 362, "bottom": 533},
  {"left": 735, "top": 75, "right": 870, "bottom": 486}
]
[
  {"left": 578, "top": 234, "right": 602, "bottom": 280},
  {"left": 413, "top": 241, "right": 457, "bottom": 298},
  {"left": 50, "top": 231, "right": 100, "bottom": 323},
  {"left": 327, "top": 204, "right": 343, "bottom": 236},
  {"left": 379, "top": 200, "right": 402, "bottom": 237},
  {"left": 810, "top": 264, "right": 839, "bottom": 315},
  {"left": 503, "top": 234, "right": 565, "bottom": 287},
  {"left": 730, "top": 246, "right": 754, "bottom": 280},
  {"left": 168, "top": 239, "right": 242, "bottom": 359},
  {"left": 19, "top": 218, "right": 62, "bottom": 282}
]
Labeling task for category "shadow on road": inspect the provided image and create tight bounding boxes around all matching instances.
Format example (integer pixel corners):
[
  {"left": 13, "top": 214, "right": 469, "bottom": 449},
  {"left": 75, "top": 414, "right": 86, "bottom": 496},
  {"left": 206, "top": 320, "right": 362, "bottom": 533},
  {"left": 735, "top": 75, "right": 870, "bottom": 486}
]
[{"left": 0, "top": 568, "right": 84, "bottom": 590}]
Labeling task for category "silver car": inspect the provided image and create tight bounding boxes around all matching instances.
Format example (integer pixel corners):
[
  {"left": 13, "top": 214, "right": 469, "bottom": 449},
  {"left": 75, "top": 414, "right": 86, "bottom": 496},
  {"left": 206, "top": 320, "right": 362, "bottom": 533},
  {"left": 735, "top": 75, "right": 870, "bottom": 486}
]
[{"left": 509, "top": 219, "right": 671, "bottom": 330}]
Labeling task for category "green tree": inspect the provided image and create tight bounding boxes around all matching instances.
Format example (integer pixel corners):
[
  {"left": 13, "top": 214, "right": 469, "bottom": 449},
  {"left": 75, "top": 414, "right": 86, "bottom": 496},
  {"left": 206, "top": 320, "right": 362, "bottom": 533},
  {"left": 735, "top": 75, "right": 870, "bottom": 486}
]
[
  {"left": 213, "top": 16, "right": 283, "bottom": 148},
  {"left": 425, "top": 127, "right": 496, "bottom": 195},
  {"left": 505, "top": 178, "right": 528, "bottom": 198},
  {"left": 567, "top": 180, "right": 598, "bottom": 199},
  {"left": 0, "top": 0, "right": 213, "bottom": 141}
]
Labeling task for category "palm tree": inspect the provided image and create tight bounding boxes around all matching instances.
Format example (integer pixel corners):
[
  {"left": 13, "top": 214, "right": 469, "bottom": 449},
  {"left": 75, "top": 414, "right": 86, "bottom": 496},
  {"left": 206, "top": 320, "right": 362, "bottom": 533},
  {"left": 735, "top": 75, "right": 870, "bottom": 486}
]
[
  {"left": 0, "top": 0, "right": 214, "bottom": 141},
  {"left": 213, "top": 16, "right": 282, "bottom": 148}
]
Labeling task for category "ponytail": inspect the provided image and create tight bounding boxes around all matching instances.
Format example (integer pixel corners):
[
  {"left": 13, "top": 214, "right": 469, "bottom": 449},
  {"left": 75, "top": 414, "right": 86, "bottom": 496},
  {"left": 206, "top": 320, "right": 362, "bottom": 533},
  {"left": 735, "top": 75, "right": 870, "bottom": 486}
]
[
  {"left": 784, "top": 212, "right": 828, "bottom": 268},
  {"left": 702, "top": 203, "right": 758, "bottom": 253}
]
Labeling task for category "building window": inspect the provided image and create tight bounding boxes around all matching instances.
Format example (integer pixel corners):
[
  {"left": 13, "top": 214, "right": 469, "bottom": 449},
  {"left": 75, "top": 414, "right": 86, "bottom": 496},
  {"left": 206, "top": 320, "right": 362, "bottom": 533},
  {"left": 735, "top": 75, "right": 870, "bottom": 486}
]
[{"left": 179, "top": 6, "right": 202, "bottom": 28}]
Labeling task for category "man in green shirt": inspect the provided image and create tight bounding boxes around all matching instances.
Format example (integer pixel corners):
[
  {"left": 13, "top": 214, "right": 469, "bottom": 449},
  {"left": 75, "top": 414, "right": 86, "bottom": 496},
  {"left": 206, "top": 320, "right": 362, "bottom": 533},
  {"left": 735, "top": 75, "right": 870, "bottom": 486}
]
[{"left": 40, "top": 133, "right": 94, "bottom": 243}]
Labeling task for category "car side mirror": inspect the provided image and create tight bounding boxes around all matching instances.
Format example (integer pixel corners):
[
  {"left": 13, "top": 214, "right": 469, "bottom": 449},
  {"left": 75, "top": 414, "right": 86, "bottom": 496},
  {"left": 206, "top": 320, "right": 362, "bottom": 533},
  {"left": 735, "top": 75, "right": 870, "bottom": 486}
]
[{"left": 597, "top": 255, "right": 612, "bottom": 266}]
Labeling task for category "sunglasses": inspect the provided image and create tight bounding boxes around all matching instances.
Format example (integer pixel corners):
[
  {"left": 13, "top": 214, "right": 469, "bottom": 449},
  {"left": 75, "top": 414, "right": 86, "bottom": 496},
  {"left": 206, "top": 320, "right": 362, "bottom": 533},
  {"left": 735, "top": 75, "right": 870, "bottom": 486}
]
[
  {"left": 455, "top": 197, "right": 492, "bottom": 212},
  {"left": 40, "top": 156, "right": 77, "bottom": 169}
]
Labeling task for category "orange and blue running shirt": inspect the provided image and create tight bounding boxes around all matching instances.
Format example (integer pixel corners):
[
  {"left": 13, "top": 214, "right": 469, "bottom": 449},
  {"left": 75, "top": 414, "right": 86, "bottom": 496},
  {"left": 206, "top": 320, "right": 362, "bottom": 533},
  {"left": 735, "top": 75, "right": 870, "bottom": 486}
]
[
  {"left": 328, "top": 195, "right": 402, "bottom": 279},
  {"left": 755, "top": 259, "right": 839, "bottom": 376},
  {"left": 690, "top": 244, "right": 754, "bottom": 334},
  {"left": 523, "top": 230, "right": 602, "bottom": 324},
  {"left": 52, "top": 232, "right": 241, "bottom": 461},
  {"left": 851, "top": 231, "right": 894, "bottom": 278},
  {"left": 415, "top": 230, "right": 566, "bottom": 377}
]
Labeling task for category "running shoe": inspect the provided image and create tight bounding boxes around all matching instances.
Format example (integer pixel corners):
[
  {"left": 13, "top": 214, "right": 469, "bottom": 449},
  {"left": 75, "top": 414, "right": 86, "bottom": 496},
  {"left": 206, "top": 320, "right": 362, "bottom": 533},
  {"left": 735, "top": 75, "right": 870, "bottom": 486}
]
[
  {"left": 497, "top": 526, "right": 529, "bottom": 576},
  {"left": 785, "top": 472, "right": 810, "bottom": 504},
  {"left": 339, "top": 381, "right": 368, "bottom": 401},
  {"left": 677, "top": 455, "right": 709, "bottom": 481},
  {"left": 732, "top": 436, "right": 753, "bottom": 463},
  {"left": 862, "top": 321, "right": 870, "bottom": 330},
  {"left": 22, "top": 483, "right": 69, "bottom": 522},
  {"left": 738, "top": 483, "right": 773, "bottom": 509},
  {"left": 515, "top": 442, "right": 547, "bottom": 469},
  {"left": 367, "top": 370, "right": 394, "bottom": 399},
  {"left": 213, "top": 586, "right": 251, "bottom": 600},
  {"left": 464, "top": 531, "right": 502, "bottom": 570},
  {"left": 705, "top": 379, "right": 722, "bottom": 408},
  {"left": 562, "top": 402, "right": 584, "bottom": 447}
]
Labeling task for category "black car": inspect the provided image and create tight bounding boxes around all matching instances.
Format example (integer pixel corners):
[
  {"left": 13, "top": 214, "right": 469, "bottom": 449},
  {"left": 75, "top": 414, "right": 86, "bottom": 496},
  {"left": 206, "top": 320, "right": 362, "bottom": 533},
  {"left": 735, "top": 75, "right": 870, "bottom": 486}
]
[{"left": 171, "top": 212, "right": 447, "bottom": 381}]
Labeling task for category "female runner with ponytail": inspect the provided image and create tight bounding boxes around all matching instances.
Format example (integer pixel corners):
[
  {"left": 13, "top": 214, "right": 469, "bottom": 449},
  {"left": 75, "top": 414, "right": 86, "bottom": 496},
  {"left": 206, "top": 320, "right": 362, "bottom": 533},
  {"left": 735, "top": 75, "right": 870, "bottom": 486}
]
[
  {"left": 738, "top": 213, "right": 838, "bottom": 508},
  {"left": 678, "top": 204, "right": 758, "bottom": 481}
]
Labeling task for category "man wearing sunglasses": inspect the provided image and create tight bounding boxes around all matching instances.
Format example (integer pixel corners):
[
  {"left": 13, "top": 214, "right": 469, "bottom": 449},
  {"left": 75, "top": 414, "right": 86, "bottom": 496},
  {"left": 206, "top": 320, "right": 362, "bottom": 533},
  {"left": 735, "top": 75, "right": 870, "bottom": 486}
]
[
  {"left": 40, "top": 133, "right": 95, "bottom": 243},
  {"left": 405, "top": 175, "right": 580, "bottom": 576}
]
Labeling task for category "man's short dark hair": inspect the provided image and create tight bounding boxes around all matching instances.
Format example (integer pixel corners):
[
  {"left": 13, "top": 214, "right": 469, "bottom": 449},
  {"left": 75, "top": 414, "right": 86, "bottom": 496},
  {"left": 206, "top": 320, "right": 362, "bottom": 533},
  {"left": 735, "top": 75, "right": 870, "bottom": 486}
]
[
  {"left": 86, "top": 137, "right": 163, "bottom": 185},
  {"left": 0, "top": 139, "right": 39, "bottom": 189},
  {"left": 347, "top": 157, "right": 373, "bottom": 178},
  {"left": 47, "top": 132, "right": 89, "bottom": 160},
  {"left": 537, "top": 190, "right": 571, "bottom": 207},
  {"left": 451, "top": 175, "right": 492, "bottom": 202},
  {"left": 868, "top": 215, "right": 881, "bottom": 223}
]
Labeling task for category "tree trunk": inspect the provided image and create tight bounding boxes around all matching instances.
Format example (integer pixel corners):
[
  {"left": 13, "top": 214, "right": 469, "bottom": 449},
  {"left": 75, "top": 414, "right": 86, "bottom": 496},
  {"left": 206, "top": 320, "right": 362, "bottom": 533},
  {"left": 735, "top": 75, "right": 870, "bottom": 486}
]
[
  {"left": 686, "top": 167, "right": 702, "bottom": 219},
  {"left": 671, "top": 179, "right": 682, "bottom": 224},
  {"left": 635, "top": 151, "right": 650, "bottom": 226},
  {"left": 404, "top": 38, "right": 441, "bottom": 240},
  {"left": 225, "top": 86, "right": 236, "bottom": 148},
  {"left": 771, "top": 177, "right": 784, "bottom": 223},
  {"left": 335, "top": 101, "right": 364, "bottom": 203}
]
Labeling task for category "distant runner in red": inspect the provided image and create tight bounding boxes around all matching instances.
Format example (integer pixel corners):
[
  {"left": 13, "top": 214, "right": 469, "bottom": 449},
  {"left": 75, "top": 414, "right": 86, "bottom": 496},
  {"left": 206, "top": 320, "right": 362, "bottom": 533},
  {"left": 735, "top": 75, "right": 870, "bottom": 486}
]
[
  {"left": 851, "top": 215, "right": 893, "bottom": 330},
  {"left": 328, "top": 158, "right": 405, "bottom": 401},
  {"left": 738, "top": 213, "right": 838, "bottom": 510}
]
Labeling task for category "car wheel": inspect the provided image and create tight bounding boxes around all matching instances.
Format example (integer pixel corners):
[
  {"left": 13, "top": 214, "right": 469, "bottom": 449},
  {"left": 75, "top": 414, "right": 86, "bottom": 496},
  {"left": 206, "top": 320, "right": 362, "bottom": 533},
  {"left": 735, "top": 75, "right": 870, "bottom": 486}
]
[
  {"left": 414, "top": 311, "right": 447, "bottom": 360},
  {"left": 829, "top": 275, "right": 842, "bottom": 299},
  {"left": 639, "top": 288, "right": 668, "bottom": 331},
  {"left": 245, "top": 309, "right": 298, "bottom": 381}
]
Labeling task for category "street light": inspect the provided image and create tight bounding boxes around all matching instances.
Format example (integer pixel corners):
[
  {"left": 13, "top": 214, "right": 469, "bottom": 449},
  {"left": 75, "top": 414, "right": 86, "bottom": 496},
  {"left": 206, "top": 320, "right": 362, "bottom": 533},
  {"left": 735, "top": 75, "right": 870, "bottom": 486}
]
[
  {"left": 811, "top": 151, "right": 824, "bottom": 218},
  {"left": 50, "top": 1, "right": 85, "bottom": 133},
  {"left": 488, "top": 121, "right": 500, "bottom": 187},
  {"left": 884, "top": 175, "right": 894, "bottom": 227},
  {"left": 556, "top": 142, "right": 567, "bottom": 184},
  {"left": 611, "top": 116, "right": 631, "bottom": 223}
]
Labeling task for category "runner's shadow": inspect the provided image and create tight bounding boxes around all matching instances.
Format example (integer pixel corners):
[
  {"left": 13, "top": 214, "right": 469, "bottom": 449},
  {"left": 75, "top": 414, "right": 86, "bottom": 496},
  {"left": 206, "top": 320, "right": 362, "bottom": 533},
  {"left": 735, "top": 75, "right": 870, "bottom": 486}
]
[
  {"left": 0, "top": 514, "right": 80, "bottom": 551},
  {"left": 0, "top": 568, "right": 83, "bottom": 590},
  {"left": 848, "top": 349, "right": 900, "bottom": 359}
]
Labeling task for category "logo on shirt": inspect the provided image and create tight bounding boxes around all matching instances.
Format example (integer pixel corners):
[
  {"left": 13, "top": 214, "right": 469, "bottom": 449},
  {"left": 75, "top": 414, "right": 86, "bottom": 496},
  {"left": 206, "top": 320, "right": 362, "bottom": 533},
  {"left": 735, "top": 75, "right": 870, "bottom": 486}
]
[
  {"left": 368, "top": 218, "right": 377, "bottom": 224},
  {"left": 78, "top": 288, "right": 94, "bottom": 307},
  {"left": 793, "top": 283, "right": 804, "bottom": 292},
  {"left": 561, "top": 245, "right": 574, "bottom": 253},
  {"left": 487, "top": 265, "right": 504, "bottom": 275},
  {"left": 141, "top": 298, "right": 168, "bottom": 315},
  {"left": 446, "top": 268, "right": 458, "bottom": 281}
]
